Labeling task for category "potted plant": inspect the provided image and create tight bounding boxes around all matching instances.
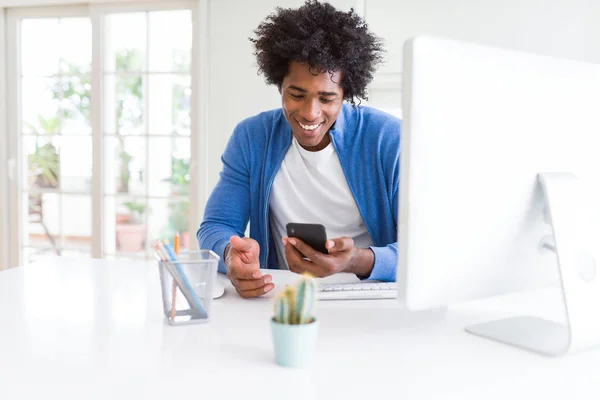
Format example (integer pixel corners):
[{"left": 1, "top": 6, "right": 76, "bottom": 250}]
[
  {"left": 271, "top": 274, "right": 319, "bottom": 368},
  {"left": 27, "top": 117, "right": 60, "bottom": 189},
  {"left": 27, "top": 128, "right": 61, "bottom": 254},
  {"left": 115, "top": 200, "right": 147, "bottom": 252},
  {"left": 118, "top": 147, "right": 133, "bottom": 193},
  {"left": 169, "top": 156, "right": 190, "bottom": 195}
]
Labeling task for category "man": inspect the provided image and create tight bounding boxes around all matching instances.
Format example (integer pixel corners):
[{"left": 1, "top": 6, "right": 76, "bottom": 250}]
[{"left": 197, "top": 0, "right": 400, "bottom": 298}]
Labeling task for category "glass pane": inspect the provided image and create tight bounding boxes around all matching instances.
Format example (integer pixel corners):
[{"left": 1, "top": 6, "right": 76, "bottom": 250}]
[
  {"left": 168, "top": 200, "right": 191, "bottom": 249},
  {"left": 21, "top": 78, "right": 61, "bottom": 135},
  {"left": 22, "top": 247, "right": 57, "bottom": 265},
  {"left": 103, "top": 195, "right": 117, "bottom": 255},
  {"left": 61, "top": 75, "right": 92, "bottom": 134},
  {"left": 104, "top": 136, "right": 146, "bottom": 196},
  {"left": 148, "top": 198, "right": 169, "bottom": 241},
  {"left": 59, "top": 18, "right": 92, "bottom": 74},
  {"left": 103, "top": 75, "right": 145, "bottom": 135},
  {"left": 148, "top": 10, "right": 192, "bottom": 72},
  {"left": 148, "top": 199, "right": 191, "bottom": 251},
  {"left": 148, "top": 74, "right": 191, "bottom": 135},
  {"left": 23, "top": 135, "right": 61, "bottom": 191},
  {"left": 21, "top": 19, "right": 60, "bottom": 77},
  {"left": 60, "top": 136, "right": 92, "bottom": 193},
  {"left": 103, "top": 137, "right": 118, "bottom": 196},
  {"left": 25, "top": 192, "right": 60, "bottom": 250},
  {"left": 113, "top": 197, "right": 148, "bottom": 254},
  {"left": 104, "top": 13, "right": 146, "bottom": 72},
  {"left": 148, "top": 137, "right": 189, "bottom": 197},
  {"left": 59, "top": 248, "right": 91, "bottom": 259},
  {"left": 61, "top": 194, "right": 92, "bottom": 255}
]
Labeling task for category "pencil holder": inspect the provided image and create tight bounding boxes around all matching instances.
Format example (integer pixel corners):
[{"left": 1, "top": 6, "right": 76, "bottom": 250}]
[{"left": 158, "top": 250, "right": 219, "bottom": 325}]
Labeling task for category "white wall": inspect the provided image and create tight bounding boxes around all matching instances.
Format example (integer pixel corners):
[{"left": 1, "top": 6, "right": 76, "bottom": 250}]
[
  {"left": 205, "top": 0, "right": 360, "bottom": 190},
  {"left": 0, "top": 8, "right": 8, "bottom": 270},
  {"left": 365, "top": 0, "right": 600, "bottom": 109},
  {"left": 370, "top": 0, "right": 600, "bottom": 75},
  {"left": 204, "top": 0, "right": 600, "bottom": 192}
]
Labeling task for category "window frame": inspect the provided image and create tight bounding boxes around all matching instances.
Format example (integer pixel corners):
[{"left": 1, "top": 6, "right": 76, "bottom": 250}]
[
  {"left": 7, "top": 5, "right": 93, "bottom": 267},
  {"left": 4, "top": 0, "right": 203, "bottom": 267}
]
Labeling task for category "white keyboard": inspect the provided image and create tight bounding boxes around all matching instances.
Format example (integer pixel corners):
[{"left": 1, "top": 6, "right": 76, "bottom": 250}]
[{"left": 317, "top": 282, "right": 397, "bottom": 300}]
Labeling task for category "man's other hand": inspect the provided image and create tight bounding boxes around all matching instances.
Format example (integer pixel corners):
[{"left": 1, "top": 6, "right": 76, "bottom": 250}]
[{"left": 225, "top": 235, "right": 274, "bottom": 298}]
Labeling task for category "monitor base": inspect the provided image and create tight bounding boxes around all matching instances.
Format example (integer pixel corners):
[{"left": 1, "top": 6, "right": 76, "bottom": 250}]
[
  {"left": 466, "top": 172, "right": 600, "bottom": 356},
  {"left": 466, "top": 316, "right": 568, "bottom": 356}
]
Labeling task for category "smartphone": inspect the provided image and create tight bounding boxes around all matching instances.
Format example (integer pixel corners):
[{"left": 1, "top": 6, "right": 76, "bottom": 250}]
[{"left": 286, "top": 223, "right": 328, "bottom": 254}]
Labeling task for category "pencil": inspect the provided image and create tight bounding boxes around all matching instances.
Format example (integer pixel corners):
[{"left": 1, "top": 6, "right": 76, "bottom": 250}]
[
  {"left": 174, "top": 232, "right": 180, "bottom": 254},
  {"left": 170, "top": 232, "right": 180, "bottom": 321},
  {"left": 152, "top": 243, "right": 167, "bottom": 261}
]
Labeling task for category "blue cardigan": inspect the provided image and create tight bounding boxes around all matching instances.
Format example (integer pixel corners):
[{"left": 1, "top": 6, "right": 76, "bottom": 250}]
[{"left": 197, "top": 104, "right": 401, "bottom": 282}]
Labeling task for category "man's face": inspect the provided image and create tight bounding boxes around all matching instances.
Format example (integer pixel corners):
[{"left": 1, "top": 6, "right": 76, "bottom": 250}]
[{"left": 279, "top": 61, "right": 344, "bottom": 151}]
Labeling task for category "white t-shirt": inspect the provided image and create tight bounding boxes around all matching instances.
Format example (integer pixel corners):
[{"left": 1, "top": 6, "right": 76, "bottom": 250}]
[{"left": 269, "top": 137, "right": 373, "bottom": 270}]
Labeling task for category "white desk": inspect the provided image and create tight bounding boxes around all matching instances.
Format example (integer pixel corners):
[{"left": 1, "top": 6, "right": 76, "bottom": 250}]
[{"left": 0, "top": 258, "right": 598, "bottom": 400}]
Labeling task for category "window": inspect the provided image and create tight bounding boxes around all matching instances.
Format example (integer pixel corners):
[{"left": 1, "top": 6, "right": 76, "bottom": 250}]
[
  {"left": 101, "top": 9, "right": 193, "bottom": 260},
  {"left": 19, "top": 15, "right": 93, "bottom": 262},
  {"left": 6, "top": 2, "right": 199, "bottom": 266}
]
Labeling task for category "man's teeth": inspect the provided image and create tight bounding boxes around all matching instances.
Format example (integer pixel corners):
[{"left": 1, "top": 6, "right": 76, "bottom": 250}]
[{"left": 299, "top": 122, "right": 321, "bottom": 131}]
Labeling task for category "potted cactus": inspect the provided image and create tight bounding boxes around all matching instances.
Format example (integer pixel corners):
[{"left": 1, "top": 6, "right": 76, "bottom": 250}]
[{"left": 270, "top": 274, "right": 319, "bottom": 368}]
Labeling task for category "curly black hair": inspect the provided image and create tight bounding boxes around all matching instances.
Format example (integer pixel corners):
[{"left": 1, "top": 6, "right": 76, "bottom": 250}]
[{"left": 249, "top": 0, "right": 384, "bottom": 105}]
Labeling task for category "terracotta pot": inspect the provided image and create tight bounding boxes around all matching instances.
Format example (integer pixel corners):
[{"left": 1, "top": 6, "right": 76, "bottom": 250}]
[
  {"left": 116, "top": 224, "right": 146, "bottom": 252},
  {"left": 181, "top": 231, "right": 191, "bottom": 249},
  {"left": 115, "top": 213, "right": 131, "bottom": 224}
]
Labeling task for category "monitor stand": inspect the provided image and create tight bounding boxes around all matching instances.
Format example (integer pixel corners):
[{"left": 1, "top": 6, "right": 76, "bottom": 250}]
[{"left": 466, "top": 172, "right": 600, "bottom": 356}]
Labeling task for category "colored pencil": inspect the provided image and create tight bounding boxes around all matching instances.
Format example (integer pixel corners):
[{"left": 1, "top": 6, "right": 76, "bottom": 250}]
[{"left": 170, "top": 233, "right": 180, "bottom": 321}]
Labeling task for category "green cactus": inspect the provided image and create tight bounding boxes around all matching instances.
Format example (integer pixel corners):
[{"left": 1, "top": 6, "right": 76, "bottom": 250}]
[
  {"left": 284, "top": 285, "right": 297, "bottom": 324},
  {"left": 295, "top": 276, "right": 316, "bottom": 324},
  {"left": 273, "top": 274, "right": 317, "bottom": 325},
  {"left": 274, "top": 293, "right": 290, "bottom": 324}
]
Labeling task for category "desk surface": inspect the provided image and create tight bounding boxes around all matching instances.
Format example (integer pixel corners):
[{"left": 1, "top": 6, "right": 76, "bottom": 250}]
[{"left": 0, "top": 258, "right": 598, "bottom": 400}]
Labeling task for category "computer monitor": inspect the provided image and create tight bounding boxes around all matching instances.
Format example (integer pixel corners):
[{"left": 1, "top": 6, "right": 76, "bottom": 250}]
[{"left": 398, "top": 36, "right": 600, "bottom": 356}]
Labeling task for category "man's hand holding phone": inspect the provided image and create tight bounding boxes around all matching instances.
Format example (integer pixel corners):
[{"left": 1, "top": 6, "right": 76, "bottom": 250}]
[
  {"left": 283, "top": 235, "right": 358, "bottom": 277},
  {"left": 225, "top": 235, "right": 274, "bottom": 298},
  {"left": 283, "top": 223, "right": 375, "bottom": 278}
]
